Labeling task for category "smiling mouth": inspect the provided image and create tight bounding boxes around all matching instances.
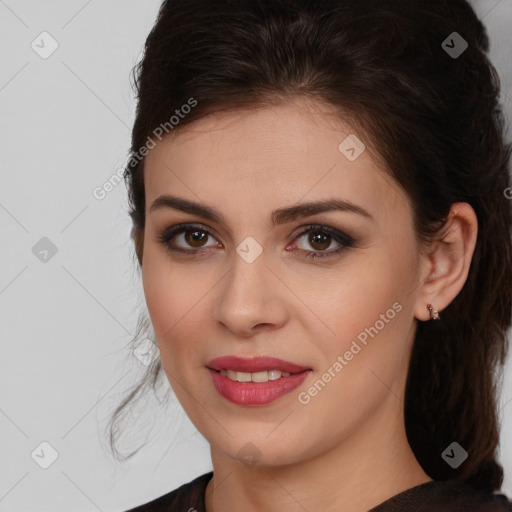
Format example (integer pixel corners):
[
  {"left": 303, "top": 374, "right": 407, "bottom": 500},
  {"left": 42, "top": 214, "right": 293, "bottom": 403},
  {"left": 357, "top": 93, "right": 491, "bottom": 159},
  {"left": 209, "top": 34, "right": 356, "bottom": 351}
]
[{"left": 206, "top": 365, "right": 312, "bottom": 406}]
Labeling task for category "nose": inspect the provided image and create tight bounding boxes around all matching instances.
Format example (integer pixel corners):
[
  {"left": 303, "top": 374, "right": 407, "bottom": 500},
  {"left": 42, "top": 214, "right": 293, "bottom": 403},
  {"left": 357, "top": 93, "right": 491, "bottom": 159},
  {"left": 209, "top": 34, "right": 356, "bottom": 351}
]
[{"left": 213, "top": 250, "right": 289, "bottom": 337}]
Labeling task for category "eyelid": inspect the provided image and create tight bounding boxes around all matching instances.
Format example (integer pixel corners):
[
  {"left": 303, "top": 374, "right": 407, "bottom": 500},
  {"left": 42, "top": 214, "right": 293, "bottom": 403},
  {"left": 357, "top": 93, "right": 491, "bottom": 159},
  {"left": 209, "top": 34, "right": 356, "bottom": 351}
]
[{"left": 291, "top": 223, "right": 353, "bottom": 243}]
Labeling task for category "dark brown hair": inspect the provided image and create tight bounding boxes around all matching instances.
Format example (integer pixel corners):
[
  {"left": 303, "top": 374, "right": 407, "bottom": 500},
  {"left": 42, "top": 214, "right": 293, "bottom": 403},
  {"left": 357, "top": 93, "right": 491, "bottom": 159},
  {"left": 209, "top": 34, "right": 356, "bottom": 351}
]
[{"left": 109, "top": 0, "right": 512, "bottom": 492}]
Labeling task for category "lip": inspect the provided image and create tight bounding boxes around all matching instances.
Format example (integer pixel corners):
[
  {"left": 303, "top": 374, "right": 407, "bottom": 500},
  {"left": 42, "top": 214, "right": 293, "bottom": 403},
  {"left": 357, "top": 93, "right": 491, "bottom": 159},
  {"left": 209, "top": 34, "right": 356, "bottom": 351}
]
[
  {"left": 206, "top": 356, "right": 312, "bottom": 406},
  {"left": 207, "top": 368, "right": 312, "bottom": 406},
  {"left": 206, "top": 355, "right": 311, "bottom": 374}
]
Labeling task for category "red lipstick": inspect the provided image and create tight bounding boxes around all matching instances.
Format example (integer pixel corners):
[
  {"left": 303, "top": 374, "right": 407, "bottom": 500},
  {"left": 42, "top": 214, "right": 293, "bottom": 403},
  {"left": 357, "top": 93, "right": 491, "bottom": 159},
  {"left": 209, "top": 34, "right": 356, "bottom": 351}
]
[
  {"left": 206, "top": 356, "right": 312, "bottom": 406},
  {"left": 207, "top": 355, "right": 310, "bottom": 374}
]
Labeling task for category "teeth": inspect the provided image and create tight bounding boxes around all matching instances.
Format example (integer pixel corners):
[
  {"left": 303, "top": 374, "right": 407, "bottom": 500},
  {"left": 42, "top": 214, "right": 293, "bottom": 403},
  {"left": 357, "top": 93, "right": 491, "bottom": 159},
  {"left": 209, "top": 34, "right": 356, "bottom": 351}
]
[{"left": 219, "top": 369, "right": 292, "bottom": 382}]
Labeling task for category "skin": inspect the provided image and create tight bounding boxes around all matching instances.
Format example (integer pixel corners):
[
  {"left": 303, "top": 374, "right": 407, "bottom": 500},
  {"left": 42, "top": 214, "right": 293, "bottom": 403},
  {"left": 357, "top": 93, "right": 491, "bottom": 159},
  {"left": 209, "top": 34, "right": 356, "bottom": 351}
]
[{"left": 138, "top": 97, "right": 478, "bottom": 512}]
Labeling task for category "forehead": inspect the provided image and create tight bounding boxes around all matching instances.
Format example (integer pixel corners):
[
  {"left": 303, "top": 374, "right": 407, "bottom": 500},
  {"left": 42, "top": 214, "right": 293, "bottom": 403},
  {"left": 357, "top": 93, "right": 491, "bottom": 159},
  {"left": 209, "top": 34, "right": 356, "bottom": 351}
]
[{"left": 143, "top": 98, "right": 407, "bottom": 220}]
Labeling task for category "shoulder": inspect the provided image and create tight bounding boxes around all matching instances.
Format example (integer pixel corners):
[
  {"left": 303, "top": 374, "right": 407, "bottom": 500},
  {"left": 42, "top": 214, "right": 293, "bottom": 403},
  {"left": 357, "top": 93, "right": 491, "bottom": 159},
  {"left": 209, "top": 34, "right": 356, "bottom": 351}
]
[
  {"left": 124, "top": 471, "right": 213, "bottom": 512},
  {"left": 370, "top": 478, "right": 512, "bottom": 511}
]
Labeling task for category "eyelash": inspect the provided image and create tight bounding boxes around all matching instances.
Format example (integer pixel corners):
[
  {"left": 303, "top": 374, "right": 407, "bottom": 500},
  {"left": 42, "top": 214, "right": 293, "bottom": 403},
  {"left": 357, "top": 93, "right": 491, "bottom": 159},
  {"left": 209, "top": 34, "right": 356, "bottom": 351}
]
[{"left": 156, "top": 223, "right": 354, "bottom": 260}]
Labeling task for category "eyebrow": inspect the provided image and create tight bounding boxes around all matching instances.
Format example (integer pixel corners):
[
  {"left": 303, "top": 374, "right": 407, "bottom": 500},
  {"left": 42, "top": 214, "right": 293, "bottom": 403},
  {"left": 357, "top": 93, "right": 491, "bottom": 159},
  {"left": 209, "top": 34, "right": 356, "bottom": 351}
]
[{"left": 149, "top": 194, "right": 373, "bottom": 226}]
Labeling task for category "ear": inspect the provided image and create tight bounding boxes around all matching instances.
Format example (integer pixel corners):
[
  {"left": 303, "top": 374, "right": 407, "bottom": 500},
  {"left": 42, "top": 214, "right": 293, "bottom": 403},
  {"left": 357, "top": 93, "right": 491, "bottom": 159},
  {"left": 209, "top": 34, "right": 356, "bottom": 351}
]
[
  {"left": 414, "top": 202, "right": 478, "bottom": 321},
  {"left": 131, "top": 226, "right": 144, "bottom": 266}
]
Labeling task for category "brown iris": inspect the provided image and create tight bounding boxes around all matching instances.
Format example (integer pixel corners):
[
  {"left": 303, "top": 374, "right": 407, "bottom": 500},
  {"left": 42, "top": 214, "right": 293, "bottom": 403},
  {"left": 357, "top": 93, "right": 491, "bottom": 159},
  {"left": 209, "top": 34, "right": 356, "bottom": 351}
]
[
  {"left": 184, "top": 229, "right": 209, "bottom": 248},
  {"left": 308, "top": 231, "right": 331, "bottom": 251}
]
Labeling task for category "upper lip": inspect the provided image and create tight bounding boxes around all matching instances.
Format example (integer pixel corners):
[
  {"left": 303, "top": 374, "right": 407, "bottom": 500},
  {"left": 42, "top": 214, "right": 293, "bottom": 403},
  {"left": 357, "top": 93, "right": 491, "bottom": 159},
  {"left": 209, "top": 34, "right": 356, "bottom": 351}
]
[{"left": 207, "top": 356, "right": 311, "bottom": 374}]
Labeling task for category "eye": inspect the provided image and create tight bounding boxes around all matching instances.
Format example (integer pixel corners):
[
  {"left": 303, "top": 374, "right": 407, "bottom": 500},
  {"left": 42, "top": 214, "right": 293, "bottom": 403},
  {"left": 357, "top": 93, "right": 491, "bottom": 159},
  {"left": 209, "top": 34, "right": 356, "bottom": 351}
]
[
  {"left": 157, "top": 223, "right": 219, "bottom": 255},
  {"left": 156, "top": 223, "right": 354, "bottom": 260},
  {"left": 290, "top": 225, "right": 354, "bottom": 260}
]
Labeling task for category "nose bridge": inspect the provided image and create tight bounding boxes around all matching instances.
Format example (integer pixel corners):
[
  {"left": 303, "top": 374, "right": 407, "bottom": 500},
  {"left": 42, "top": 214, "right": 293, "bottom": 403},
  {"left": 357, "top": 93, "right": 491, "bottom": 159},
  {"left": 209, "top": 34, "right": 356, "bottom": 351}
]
[{"left": 214, "top": 242, "right": 287, "bottom": 333}]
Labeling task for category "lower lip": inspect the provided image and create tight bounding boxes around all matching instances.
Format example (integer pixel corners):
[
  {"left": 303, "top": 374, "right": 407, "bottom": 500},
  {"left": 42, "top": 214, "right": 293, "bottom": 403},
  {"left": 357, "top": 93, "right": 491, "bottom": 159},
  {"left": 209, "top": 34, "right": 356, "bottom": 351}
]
[{"left": 208, "top": 368, "right": 311, "bottom": 406}]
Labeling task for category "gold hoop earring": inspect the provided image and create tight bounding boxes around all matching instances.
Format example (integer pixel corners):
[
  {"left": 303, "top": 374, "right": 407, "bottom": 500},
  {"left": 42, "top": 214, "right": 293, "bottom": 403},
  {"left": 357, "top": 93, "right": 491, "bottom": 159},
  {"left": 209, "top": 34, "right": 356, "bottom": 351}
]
[{"left": 427, "top": 303, "right": 440, "bottom": 320}]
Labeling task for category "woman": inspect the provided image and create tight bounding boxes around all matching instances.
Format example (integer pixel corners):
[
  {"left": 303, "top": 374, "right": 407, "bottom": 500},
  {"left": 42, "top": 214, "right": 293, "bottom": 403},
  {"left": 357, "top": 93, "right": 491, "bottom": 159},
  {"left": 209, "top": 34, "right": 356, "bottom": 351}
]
[{"left": 110, "top": 0, "right": 512, "bottom": 510}]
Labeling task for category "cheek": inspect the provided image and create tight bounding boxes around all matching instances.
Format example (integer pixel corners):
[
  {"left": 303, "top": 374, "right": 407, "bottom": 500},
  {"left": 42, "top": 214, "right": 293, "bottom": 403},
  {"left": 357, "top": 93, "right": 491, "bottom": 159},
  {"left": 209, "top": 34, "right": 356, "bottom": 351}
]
[
  {"left": 311, "top": 240, "right": 417, "bottom": 376},
  {"left": 294, "top": 267, "right": 413, "bottom": 442},
  {"left": 141, "top": 251, "right": 201, "bottom": 358},
  {"left": 142, "top": 254, "right": 173, "bottom": 334},
  {"left": 317, "top": 254, "right": 411, "bottom": 336}
]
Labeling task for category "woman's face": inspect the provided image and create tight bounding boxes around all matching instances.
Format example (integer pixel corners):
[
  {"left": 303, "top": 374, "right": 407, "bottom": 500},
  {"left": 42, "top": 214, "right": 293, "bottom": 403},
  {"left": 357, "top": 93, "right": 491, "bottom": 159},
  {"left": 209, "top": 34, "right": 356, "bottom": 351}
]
[{"left": 141, "top": 98, "right": 427, "bottom": 466}]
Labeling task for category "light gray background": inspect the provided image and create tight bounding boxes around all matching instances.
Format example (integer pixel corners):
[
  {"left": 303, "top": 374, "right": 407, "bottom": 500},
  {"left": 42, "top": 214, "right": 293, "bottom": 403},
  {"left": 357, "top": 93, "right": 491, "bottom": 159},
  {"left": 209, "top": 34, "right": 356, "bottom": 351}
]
[{"left": 0, "top": 1, "right": 511, "bottom": 511}]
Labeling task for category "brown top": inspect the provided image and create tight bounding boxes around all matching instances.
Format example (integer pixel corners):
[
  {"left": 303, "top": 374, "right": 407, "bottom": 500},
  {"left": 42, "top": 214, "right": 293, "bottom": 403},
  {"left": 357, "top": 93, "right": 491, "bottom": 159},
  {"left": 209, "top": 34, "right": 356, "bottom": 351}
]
[{"left": 125, "top": 471, "right": 512, "bottom": 511}]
